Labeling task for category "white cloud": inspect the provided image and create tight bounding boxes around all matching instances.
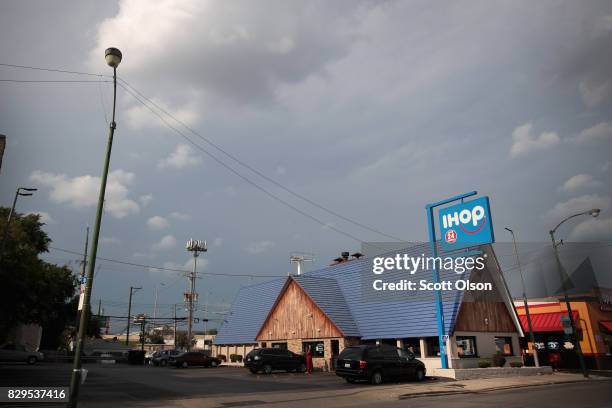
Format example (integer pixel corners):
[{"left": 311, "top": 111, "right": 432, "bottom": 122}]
[
  {"left": 147, "top": 215, "right": 170, "bottom": 230},
  {"left": 152, "top": 234, "right": 177, "bottom": 251},
  {"left": 27, "top": 211, "right": 55, "bottom": 224},
  {"left": 579, "top": 79, "right": 612, "bottom": 109},
  {"left": 568, "top": 217, "right": 612, "bottom": 241},
  {"left": 545, "top": 194, "right": 610, "bottom": 222},
  {"left": 510, "top": 123, "right": 560, "bottom": 158},
  {"left": 560, "top": 174, "right": 602, "bottom": 194},
  {"left": 125, "top": 97, "right": 199, "bottom": 130},
  {"left": 575, "top": 122, "right": 612, "bottom": 144},
  {"left": 101, "top": 236, "right": 121, "bottom": 245},
  {"left": 170, "top": 211, "right": 191, "bottom": 221},
  {"left": 29, "top": 169, "right": 140, "bottom": 218},
  {"left": 139, "top": 194, "right": 153, "bottom": 207},
  {"left": 157, "top": 144, "right": 202, "bottom": 170},
  {"left": 246, "top": 240, "right": 275, "bottom": 255}
]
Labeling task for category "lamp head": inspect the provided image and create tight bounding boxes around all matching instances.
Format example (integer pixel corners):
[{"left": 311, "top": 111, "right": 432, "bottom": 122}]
[
  {"left": 105, "top": 47, "right": 122, "bottom": 68},
  {"left": 589, "top": 208, "right": 601, "bottom": 218}
]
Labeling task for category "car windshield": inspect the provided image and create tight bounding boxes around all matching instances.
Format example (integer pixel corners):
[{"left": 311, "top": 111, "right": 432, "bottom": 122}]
[{"left": 338, "top": 347, "right": 363, "bottom": 360}]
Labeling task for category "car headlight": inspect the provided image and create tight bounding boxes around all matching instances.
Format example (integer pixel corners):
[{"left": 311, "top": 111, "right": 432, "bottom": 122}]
[{"left": 254, "top": 355, "right": 261, "bottom": 360}]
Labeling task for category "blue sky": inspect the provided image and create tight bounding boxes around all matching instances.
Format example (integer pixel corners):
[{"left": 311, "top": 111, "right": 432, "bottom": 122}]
[{"left": 1, "top": 0, "right": 611, "bottom": 329}]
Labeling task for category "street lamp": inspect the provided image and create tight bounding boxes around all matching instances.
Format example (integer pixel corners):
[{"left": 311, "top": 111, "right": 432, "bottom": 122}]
[
  {"left": 0, "top": 187, "right": 37, "bottom": 264},
  {"left": 549, "top": 208, "right": 600, "bottom": 378},
  {"left": 69, "top": 47, "right": 122, "bottom": 408},
  {"left": 505, "top": 227, "right": 539, "bottom": 367}
]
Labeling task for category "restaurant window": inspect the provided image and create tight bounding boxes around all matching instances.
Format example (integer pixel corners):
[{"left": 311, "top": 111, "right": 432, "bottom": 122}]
[
  {"left": 303, "top": 341, "right": 324, "bottom": 358},
  {"left": 272, "top": 342, "right": 287, "bottom": 350},
  {"left": 456, "top": 336, "right": 478, "bottom": 358},
  {"left": 425, "top": 337, "right": 440, "bottom": 357},
  {"left": 402, "top": 338, "right": 421, "bottom": 357},
  {"left": 494, "top": 337, "right": 513, "bottom": 356}
]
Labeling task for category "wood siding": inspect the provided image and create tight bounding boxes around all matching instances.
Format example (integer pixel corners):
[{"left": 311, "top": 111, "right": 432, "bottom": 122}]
[
  {"left": 256, "top": 280, "right": 343, "bottom": 341},
  {"left": 454, "top": 302, "right": 517, "bottom": 332}
]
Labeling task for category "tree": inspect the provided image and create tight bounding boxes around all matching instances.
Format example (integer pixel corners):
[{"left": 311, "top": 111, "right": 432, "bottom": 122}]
[
  {"left": 0, "top": 209, "right": 77, "bottom": 345},
  {"left": 147, "top": 332, "right": 165, "bottom": 344},
  {"left": 175, "top": 331, "right": 196, "bottom": 349}
]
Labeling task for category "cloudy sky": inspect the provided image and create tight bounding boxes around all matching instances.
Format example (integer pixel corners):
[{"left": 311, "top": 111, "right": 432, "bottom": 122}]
[{"left": 1, "top": 1, "right": 611, "bottom": 328}]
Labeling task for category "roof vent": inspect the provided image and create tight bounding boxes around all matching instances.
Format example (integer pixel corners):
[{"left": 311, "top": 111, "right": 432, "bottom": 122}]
[{"left": 351, "top": 252, "right": 363, "bottom": 259}]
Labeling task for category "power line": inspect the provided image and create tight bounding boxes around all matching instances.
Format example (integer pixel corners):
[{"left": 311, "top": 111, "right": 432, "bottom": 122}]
[
  {"left": 49, "top": 245, "right": 284, "bottom": 278},
  {"left": 0, "top": 79, "right": 112, "bottom": 83},
  {"left": 118, "top": 78, "right": 405, "bottom": 242},
  {"left": 0, "top": 63, "right": 108, "bottom": 78}
]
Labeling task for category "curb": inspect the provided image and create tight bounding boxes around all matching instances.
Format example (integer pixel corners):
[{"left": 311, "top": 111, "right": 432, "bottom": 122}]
[{"left": 398, "top": 377, "right": 612, "bottom": 399}]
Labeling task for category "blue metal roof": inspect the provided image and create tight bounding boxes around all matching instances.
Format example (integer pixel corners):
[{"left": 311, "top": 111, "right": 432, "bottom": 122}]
[
  {"left": 293, "top": 275, "right": 360, "bottom": 337},
  {"left": 215, "top": 242, "right": 474, "bottom": 344}
]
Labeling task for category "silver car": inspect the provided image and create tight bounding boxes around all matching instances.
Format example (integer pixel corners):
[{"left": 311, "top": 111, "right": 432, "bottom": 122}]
[{"left": 0, "top": 344, "right": 44, "bottom": 364}]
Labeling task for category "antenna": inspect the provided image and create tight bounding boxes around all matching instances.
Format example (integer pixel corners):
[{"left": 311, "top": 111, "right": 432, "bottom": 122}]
[{"left": 289, "top": 252, "right": 315, "bottom": 276}]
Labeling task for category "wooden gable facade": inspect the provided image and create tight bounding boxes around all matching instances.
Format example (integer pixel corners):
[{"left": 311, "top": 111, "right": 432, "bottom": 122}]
[{"left": 256, "top": 278, "right": 344, "bottom": 342}]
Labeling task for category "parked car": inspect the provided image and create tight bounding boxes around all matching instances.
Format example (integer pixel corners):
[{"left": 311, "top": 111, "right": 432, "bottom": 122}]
[
  {"left": 244, "top": 348, "right": 306, "bottom": 374},
  {"left": 171, "top": 351, "right": 221, "bottom": 368},
  {"left": 335, "top": 344, "right": 426, "bottom": 385},
  {"left": 0, "top": 344, "right": 44, "bottom": 365},
  {"left": 151, "top": 349, "right": 181, "bottom": 366},
  {"left": 145, "top": 350, "right": 160, "bottom": 365}
]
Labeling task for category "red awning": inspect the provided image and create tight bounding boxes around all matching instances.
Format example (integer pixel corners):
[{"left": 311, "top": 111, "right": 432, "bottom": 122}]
[
  {"left": 600, "top": 321, "right": 612, "bottom": 334},
  {"left": 519, "top": 311, "right": 579, "bottom": 332}
]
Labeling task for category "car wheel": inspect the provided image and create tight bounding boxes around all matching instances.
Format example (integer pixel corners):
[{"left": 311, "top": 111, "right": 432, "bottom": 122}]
[
  {"left": 345, "top": 378, "right": 355, "bottom": 384},
  {"left": 263, "top": 364, "right": 273, "bottom": 375},
  {"left": 160, "top": 360, "right": 167, "bottom": 367},
  {"left": 371, "top": 371, "right": 383, "bottom": 385},
  {"left": 297, "top": 363, "right": 307, "bottom": 373},
  {"left": 26, "top": 356, "right": 37, "bottom": 365},
  {"left": 182, "top": 361, "right": 188, "bottom": 368},
  {"left": 249, "top": 367, "right": 258, "bottom": 374},
  {"left": 415, "top": 368, "right": 425, "bottom": 382}
]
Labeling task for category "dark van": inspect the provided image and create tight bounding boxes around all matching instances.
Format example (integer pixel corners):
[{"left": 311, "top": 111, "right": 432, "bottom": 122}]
[
  {"left": 244, "top": 348, "right": 306, "bottom": 374},
  {"left": 335, "top": 344, "right": 426, "bottom": 385}
]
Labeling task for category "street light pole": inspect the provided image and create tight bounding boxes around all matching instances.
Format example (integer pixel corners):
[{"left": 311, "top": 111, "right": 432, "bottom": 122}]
[
  {"left": 126, "top": 286, "right": 141, "bottom": 346},
  {"left": 68, "top": 47, "right": 122, "bottom": 408},
  {"left": 505, "top": 227, "right": 539, "bottom": 367},
  {"left": 0, "top": 187, "right": 37, "bottom": 264},
  {"left": 549, "top": 208, "right": 600, "bottom": 378}
]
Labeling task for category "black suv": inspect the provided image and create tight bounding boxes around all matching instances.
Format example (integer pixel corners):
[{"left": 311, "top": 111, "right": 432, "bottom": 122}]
[
  {"left": 335, "top": 344, "right": 426, "bottom": 385},
  {"left": 244, "top": 348, "right": 306, "bottom": 374}
]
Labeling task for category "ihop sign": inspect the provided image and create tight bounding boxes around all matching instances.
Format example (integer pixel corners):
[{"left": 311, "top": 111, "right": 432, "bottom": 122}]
[{"left": 438, "top": 196, "right": 494, "bottom": 251}]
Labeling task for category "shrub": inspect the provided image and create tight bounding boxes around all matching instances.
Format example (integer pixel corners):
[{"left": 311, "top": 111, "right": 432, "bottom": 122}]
[
  {"left": 478, "top": 360, "right": 491, "bottom": 368},
  {"left": 230, "top": 354, "right": 238, "bottom": 362},
  {"left": 235, "top": 355, "right": 243, "bottom": 363},
  {"left": 509, "top": 361, "right": 523, "bottom": 368},
  {"left": 217, "top": 354, "right": 227, "bottom": 362},
  {"left": 492, "top": 353, "right": 506, "bottom": 367}
]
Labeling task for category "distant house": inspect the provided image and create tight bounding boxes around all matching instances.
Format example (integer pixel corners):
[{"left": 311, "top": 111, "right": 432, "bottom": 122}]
[{"left": 214, "top": 244, "right": 523, "bottom": 372}]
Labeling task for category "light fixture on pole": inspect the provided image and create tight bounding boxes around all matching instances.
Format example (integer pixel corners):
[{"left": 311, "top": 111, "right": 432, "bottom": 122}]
[
  {"left": 505, "top": 227, "right": 539, "bottom": 367},
  {"left": 186, "top": 239, "right": 207, "bottom": 351},
  {"left": 69, "top": 47, "right": 122, "bottom": 408},
  {"left": 549, "top": 208, "right": 600, "bottom": 378},
  {"left": 0, "top": 187, "right": 37, "bottom": 264}
]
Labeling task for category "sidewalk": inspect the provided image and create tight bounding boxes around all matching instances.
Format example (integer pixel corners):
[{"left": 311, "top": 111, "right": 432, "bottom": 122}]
[{"left": 139, "top": 372, "right": 612, "bottom": 408}]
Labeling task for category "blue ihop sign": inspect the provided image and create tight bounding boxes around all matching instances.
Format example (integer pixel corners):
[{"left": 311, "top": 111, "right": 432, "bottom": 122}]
[{"left": 438, "top": 196, "right": 494, "bottom": 251}]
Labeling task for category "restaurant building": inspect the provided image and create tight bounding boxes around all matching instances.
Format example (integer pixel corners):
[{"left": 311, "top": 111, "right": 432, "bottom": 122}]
[{"left": 214, "top": 243, "right": 524, "bottom": 372}]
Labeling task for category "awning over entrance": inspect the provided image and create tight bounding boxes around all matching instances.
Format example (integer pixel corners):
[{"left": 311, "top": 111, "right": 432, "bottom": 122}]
[
  {"left": 599, "top": 321, "right": 612, "bottom": 334},
  {"left": 519, "top": 311, "right": 579, "bottom": 332}
]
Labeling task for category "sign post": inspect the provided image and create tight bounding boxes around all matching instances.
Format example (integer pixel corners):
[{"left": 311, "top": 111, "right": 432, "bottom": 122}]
[{"left": 426, "top": 191, "right": 494, "bottom": 370}]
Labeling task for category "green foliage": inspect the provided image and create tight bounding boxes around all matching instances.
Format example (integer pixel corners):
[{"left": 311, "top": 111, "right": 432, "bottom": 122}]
[
  {"left": 217, "top": 354, "right": 227, "bottom": 362},
  {"left": 492, "top": 352, "right": 507, "bottom": 367},
  {"left": 478, "top": 360, "right": 491, "bottom": 368},
  {"left": 175, "top": 331, "right": 196, "bottom": 349},
  {"left": 147, "top": 332, "right": 165, "bottom": 344},
  {"left": 509, "top": 361, "right": 523, "bottom": 368},
  {"left": 0, "top": 209, "right": 77, "bottom": 345},
  {"left": 229, "top": 353, "right": 243, "bottom": 362}
]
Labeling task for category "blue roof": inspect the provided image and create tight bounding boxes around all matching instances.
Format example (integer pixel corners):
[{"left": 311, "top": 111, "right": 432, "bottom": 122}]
[{"left": 215, "top": 243, "right": 477, "bottom": 344}]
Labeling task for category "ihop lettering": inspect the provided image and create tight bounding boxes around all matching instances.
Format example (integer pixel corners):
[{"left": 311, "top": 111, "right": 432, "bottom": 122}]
[{"left": 438, "top": 197, "right": 494, "bottom": 251}]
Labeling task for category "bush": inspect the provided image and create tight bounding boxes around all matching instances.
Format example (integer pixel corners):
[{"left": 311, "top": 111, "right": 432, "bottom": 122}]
[
  {"left": 229, "top": 354, "right": 243, "bottom": 363},
  {"left": 478, "top": 360, "right": 491, "bottom": 368},
  {"left": 509, "top": 361, "right": 523, "bottom": 368},
  {"left": 492, "top": 353, "right": 506, "bottom": 367},
  {"left": 217, "top": 354, "right": 227, "bottom": 362},
  {"left": 235, "top": 355, "right": 243, "bottom": 363}
]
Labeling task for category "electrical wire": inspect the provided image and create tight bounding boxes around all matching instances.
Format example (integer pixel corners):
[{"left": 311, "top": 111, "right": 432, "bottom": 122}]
[{"left": 0, "top": 79, "right": 112, "bottom": 83}]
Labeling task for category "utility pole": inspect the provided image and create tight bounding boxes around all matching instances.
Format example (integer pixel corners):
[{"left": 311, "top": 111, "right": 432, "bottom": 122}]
[
  {"left": 0, "top": 187, "right": 37, "bottom": 265},
  {"left": 186, "top": 239, "right": 207, "bottom": 351},
  {"left": 74, "top": 227, "right": 89, "bottom": 332},
  {"left": 125, "top": 286, "right": 141, "bottom": 346},
  {"left": 505, "top": 227, "right": 539, "bottom": 367},
  {"left": 68, "top": 47, "right": 122, "bottom": 408},
  {"left": 173, "top": 304, "right": 177, "bottom": 348}
]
